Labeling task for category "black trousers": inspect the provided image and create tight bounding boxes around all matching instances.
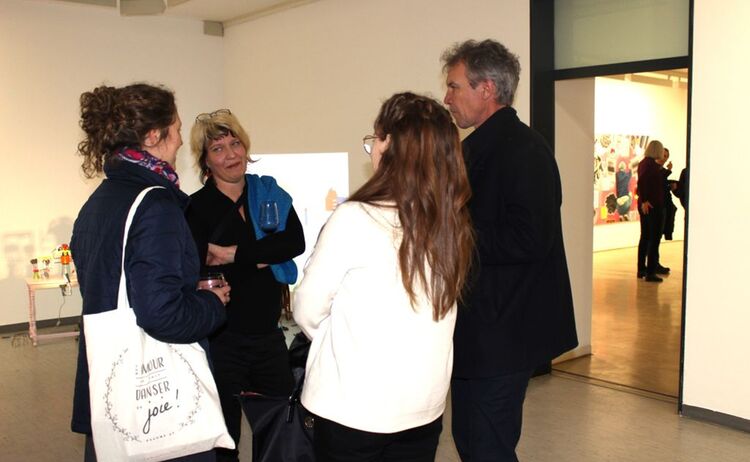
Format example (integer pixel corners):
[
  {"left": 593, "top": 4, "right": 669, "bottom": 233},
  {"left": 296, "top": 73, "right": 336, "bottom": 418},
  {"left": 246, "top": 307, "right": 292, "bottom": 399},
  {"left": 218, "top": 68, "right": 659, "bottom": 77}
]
[
  {"left": 637, "top": 205, "right": 665, "bottom": 275},
  {"left": 210, "top": 329, "right": 294, "bottom": 462},
  {"left": 451, "top": 369, "right": 534, "bottom": 462},
  {"left": 663, "top": 197, "right": 677, "bottom": 240},
  {"left": 313, "top": 415, "right": 443, "bottom": 462}
]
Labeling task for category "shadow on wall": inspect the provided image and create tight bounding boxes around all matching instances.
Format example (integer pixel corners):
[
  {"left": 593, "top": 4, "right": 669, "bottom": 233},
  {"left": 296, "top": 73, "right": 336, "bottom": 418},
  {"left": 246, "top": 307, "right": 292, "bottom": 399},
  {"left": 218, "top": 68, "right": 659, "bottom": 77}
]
[{"left": 0, "top": 217, "right": 75, "bottom": 326}]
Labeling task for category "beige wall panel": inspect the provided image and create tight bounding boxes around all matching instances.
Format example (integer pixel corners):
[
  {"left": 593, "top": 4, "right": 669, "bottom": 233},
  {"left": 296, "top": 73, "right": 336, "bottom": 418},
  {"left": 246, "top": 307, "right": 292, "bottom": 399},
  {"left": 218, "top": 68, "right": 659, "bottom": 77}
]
[
  {"left": 223, "top": 0, "right": 530, "bottom": 191},
  {"left": 0, "top": 0, "right": 223, "bottom": 325},
  {"left": 683, "top": 0, "right": 750, "bottom": 421}
]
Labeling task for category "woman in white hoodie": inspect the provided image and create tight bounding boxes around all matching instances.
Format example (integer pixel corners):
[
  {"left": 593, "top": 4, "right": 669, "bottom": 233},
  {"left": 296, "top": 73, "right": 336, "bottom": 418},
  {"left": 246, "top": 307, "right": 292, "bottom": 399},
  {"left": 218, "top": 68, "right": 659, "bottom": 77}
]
[{"left": 293, "top": 92, "right": 474, "bottom": 461}]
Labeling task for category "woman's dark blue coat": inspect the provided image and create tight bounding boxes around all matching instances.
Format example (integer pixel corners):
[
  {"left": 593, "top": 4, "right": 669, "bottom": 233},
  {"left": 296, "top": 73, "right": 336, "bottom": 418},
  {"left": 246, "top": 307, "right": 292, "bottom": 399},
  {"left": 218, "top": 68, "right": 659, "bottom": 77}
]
[{"left": 70, "top": 159, "right": 226, "bottom": 434}]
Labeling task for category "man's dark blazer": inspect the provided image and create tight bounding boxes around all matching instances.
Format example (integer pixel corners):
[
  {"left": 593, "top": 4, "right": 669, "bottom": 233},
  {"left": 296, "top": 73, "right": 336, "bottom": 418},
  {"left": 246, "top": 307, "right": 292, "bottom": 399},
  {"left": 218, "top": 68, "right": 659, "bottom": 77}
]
[{"left": 453, "top": 107, "right": 578, "bottom": 378}]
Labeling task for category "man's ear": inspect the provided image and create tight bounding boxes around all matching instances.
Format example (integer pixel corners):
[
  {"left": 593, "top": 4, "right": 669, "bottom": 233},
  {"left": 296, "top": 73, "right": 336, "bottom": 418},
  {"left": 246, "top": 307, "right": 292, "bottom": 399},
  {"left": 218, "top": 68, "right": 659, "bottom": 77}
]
[{"left": 481, "top": 80, "right": 496, "bottom": 101}]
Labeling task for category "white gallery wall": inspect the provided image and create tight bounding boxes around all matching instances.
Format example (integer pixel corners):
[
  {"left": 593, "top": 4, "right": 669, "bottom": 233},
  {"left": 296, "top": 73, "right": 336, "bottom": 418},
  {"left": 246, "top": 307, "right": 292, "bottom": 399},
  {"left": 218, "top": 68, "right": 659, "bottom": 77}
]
[
  {"left": 220, "top": 0, "right": 590, "bottom": 363},
  {"left": 555, "top": 78, "right": 596, "bottom": 360},
  {"left": 1, "top": 0, "right": 594, "bottom": 374},
  {"left": 683, "top": 0, "right": 750, "bottom": 422},
  {"left": 593, "top": 76, "right": 688, "bottom": 251},
  {"left": 0, "top": 0, "right": 538, "bottom": 327},
  {"left": 221, "top": 0, "right": 531, "bottom": 192},
  {"left": 0, "top": 0, "right": 223, "bottom": 325}
]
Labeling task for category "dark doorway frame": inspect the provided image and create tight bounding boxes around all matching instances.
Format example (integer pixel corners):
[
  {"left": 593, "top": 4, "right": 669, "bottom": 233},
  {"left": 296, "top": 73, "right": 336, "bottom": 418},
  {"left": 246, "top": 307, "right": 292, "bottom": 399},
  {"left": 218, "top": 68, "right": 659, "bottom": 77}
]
[{"left": 530, "top": 0, "right": 693, "bottom": 410}]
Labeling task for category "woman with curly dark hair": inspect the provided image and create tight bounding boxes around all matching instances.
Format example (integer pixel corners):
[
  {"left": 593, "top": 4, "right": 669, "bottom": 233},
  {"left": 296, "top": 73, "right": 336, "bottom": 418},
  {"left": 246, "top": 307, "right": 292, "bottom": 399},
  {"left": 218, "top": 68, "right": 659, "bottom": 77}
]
[{"left": 70, "top": 83, "right": 230, "bottom": 461}]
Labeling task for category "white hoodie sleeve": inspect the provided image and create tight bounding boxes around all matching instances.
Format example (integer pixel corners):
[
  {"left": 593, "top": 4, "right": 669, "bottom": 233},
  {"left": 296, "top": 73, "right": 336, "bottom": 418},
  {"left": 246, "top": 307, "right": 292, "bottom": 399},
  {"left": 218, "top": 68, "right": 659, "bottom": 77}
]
[{"left": 293, "top": 202, "right": 364, "bottom": 340}]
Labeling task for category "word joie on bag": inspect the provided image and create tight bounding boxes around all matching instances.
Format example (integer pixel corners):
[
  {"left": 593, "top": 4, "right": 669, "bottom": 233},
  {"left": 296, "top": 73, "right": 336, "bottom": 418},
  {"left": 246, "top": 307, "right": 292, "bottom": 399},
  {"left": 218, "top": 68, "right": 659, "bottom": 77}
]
[{"left": 84, "top": 186, "right": 234, "bottom": 461}]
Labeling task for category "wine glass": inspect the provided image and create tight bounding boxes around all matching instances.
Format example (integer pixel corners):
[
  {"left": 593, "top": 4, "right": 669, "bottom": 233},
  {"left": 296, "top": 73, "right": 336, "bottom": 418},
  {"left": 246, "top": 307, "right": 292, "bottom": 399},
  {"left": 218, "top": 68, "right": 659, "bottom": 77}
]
[
  {"left": 197, "top": 272, "right": 226, "bottom": 290},
  {"left": 259, "top": 200, "right": 279, "bottom": 232}
]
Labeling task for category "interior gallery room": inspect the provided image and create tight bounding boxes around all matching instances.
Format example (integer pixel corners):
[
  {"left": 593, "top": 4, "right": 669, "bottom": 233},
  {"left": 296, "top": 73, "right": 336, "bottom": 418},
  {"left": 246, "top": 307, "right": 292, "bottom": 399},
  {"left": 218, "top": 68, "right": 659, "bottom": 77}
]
[{"left": 1, "top": 0, "right": 749, "bottom": 460}]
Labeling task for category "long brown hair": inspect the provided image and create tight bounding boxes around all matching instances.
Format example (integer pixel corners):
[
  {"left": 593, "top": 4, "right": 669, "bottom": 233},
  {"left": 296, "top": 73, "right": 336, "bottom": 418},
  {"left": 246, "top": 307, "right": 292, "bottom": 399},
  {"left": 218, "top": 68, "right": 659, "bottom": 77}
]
[{"left": 349, "top": 92, "right": 474, "bottom": 320}]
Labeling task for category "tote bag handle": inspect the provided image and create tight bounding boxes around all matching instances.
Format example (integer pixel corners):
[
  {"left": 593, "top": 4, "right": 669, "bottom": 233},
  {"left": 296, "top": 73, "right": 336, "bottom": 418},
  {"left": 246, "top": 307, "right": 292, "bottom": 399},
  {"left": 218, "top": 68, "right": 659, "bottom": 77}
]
[{"left": 115, "top": 186, "right": 165, "bottom": 311}]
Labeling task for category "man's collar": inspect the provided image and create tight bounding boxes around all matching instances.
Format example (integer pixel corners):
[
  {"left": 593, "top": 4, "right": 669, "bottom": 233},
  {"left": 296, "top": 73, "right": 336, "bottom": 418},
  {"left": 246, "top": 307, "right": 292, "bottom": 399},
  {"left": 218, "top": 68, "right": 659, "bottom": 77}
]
[{"left": 474, "top": 103, "right": 506, "bottom": 129}]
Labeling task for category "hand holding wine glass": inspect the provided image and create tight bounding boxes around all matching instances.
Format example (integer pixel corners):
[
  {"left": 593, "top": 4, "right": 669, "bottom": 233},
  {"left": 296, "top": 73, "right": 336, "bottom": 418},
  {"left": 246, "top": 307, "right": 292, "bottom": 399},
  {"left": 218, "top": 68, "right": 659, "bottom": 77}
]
[
  {"left": 259, "top": 200, "right": 279, "bottom": 232},
  {"left": 209, "top": 284, "right": 231, "bottom": 306},
  {"left": 197, "top": 272, "right": 232, "bottom": 306}
]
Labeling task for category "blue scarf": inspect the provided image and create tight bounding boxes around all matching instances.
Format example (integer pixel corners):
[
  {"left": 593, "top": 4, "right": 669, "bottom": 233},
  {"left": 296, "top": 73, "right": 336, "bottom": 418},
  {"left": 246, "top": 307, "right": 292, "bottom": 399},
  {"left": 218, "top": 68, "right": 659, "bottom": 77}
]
[{"left": 246, "top": 174, "right": 298, "bottom": 284}]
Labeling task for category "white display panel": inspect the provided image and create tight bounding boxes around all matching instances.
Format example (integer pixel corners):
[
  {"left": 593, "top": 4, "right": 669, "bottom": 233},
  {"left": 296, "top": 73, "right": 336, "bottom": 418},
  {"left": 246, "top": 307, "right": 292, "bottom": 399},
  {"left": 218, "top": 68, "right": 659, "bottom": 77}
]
[{"left": 247, "top": 152, "right": 349, "bottom": 282}]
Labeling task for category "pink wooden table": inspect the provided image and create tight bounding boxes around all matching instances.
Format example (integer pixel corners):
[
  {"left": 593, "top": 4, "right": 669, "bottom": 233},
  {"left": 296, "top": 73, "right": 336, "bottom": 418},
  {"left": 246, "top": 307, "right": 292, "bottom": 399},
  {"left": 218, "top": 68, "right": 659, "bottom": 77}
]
[{"left": 25, "top": 277, "right": 80, "bottom": 346}]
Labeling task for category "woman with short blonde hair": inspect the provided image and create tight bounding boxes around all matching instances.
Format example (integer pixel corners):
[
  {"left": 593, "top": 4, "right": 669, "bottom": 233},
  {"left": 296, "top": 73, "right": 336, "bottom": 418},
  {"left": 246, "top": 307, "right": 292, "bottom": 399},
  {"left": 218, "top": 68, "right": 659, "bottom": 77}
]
[
  {"left": 643, "top": 139, "right": 665, "bottom": 161},
  {"left": 186, "top": 109, "right": 305, "bottom": 462},
  {"left": 637, "top": 139, "right": 669, "bottom": 282}
]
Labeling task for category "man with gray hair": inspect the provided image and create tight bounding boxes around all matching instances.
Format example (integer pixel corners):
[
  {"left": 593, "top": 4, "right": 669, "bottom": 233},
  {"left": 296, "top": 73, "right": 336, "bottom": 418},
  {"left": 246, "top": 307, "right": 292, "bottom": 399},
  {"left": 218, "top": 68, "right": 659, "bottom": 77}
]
[{"left": 442, "top": 39, "right": 578, "bottom": 461}]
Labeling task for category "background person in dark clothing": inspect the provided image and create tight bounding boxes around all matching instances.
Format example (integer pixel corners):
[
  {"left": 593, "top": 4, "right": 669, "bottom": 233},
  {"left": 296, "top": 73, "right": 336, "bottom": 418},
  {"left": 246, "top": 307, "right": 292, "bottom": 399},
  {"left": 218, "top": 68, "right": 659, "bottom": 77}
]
[
  {"left": 441, "top": 39, "right": 578, "bottom": 462},
  {"left": 71, "top": 83, "right": 230, "bottom": 462},
  {"left": 186, "top": 109, "right": 305, "bottom": 462},
  {"left": 637, "top": 140, "right": 670, "bottom": 282},
  {"left": 660, "top": 147, "right": 678, "bottom": 242},
  {"left": 673, "top": 167, "right": 689, "bottom": 209}
]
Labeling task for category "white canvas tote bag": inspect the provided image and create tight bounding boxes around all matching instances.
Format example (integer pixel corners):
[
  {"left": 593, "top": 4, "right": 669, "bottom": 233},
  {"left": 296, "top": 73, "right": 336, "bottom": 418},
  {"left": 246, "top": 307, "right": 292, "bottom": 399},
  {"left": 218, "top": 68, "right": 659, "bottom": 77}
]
[{"left": 84, "top": 186, "right": 234, "bottom": 461}]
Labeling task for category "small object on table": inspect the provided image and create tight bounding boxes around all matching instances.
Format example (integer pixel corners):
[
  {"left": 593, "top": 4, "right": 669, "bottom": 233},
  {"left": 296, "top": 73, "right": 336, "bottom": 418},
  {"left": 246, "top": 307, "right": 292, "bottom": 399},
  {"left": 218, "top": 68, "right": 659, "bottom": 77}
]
[
  {"left": 42, "top": 257, "right": 51, "bottom": 279},
  {"left": 59, "top": 244, "right": 72, "bottom": 278},
  {"left": 30, "top": 258, "right": 41, "bottom": 280}
]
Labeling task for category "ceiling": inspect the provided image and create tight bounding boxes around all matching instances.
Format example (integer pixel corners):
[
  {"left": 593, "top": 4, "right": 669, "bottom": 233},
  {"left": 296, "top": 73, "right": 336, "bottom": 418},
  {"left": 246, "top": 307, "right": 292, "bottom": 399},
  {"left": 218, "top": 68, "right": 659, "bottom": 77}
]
[{"left": 52, "top": 0, "right": 319, "bottom": 25}]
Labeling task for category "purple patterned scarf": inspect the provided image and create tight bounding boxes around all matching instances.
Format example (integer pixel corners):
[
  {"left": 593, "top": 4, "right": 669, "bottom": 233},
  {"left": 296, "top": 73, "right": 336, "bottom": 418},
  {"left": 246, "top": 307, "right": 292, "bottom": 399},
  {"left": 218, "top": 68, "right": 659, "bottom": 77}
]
[{"left": 117, "top": 147, "right": 180, "bottom": 188}]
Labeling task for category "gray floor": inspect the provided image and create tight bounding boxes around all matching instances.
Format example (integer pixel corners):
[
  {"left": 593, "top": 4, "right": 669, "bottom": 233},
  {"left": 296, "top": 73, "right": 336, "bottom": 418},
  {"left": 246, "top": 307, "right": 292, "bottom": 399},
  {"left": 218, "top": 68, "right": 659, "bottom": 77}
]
[{"left": 2, "top": 325, "right": 750, "bottom": 461}]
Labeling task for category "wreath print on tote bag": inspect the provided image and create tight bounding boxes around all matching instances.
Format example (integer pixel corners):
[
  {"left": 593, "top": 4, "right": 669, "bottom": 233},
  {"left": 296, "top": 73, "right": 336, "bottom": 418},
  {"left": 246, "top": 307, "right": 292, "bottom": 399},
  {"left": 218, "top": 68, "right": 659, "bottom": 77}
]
[{"left": 104, "top": 344, "right": 204, "bottom": 442}]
